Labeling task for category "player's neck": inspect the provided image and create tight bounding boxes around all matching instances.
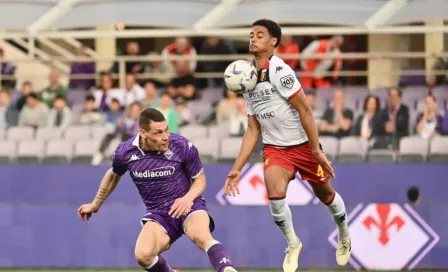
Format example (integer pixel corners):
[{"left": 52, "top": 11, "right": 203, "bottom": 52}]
[{"left": 254, "top": 53, "right": 273, "bottom": 70}]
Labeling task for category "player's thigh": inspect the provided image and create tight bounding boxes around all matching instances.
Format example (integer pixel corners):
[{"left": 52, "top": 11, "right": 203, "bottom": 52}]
[
  {"left": 183, "top": 211, "right": 213, "bottom": 251},
  {"left": 264, "top": 165, "right": 295, "bottom": 198},
  {"left": 135, "top": 221, "right": 171, "bottom": 263}
]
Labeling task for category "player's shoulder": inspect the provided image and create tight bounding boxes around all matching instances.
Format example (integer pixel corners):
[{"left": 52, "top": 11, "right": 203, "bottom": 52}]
[
  {"left": 169, "top": 133, "right": 194, "bottom": 150},
  {"left": 113, "top": 136, "right": 138, "bottom": 161},
  {"left": 269, "top": 55, "right": 293, "bottom": 72}
]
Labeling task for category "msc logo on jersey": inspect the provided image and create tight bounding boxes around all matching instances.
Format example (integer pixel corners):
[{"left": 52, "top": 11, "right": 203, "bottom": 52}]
[
  {"left": 215, "top": 163, "right": 316, "bottom": 206},
  {"left": 132, "top": 166, "right": 176, "bottom": 178},
  {"left": 280, "top": 74, "right": 295, "bottom": 89},
  {"left": 328, "top": 203, "right": 440, "bottom": 270},
  {"left": 256, "top": 111, "right": 275, "bottom": 120}
]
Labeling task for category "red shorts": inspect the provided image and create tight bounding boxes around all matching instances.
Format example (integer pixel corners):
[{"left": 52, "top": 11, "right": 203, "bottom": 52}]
[{"left": 263, "top": 142, "right": 329, "bottom": 184}]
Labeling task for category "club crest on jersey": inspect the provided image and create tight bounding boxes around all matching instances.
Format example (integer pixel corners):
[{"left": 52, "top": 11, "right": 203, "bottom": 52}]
[
  {"left": 164, "top": 149, "right": 173, "bottom": 159},
  {"left": 280, "top": 74, "right": 295, "bottom": 89},
  {"left": 260, "top": 69, "right": 267, "bottom": 81}
]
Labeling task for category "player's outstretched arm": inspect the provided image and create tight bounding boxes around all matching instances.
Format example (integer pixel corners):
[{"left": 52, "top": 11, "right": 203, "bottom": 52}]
[
  {"left": 289, "top": 90, "right": 335, "bottom": 178},
  {"left": 92, "top": 168, "right": 122, "bottom": 208},
  {"left": 224, "top": 115, "right": 261, "bottom": 196},
  {"left": 232, "top": 115, "right": 261, "bottom": 171},
  {"left": 77, "top": 168, "right": 122, "bottom": 221}
]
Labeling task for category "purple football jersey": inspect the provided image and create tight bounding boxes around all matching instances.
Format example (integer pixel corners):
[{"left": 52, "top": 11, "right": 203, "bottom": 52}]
[{"left": 112, "top": 133, "right": 203, "bottom": 212}]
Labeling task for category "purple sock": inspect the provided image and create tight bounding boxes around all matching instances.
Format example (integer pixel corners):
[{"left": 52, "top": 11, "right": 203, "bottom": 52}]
[
  {"left": 144, "top": 255, "right": 173, "bottom": 272},
  {"left": 207, "top": 242, "right": 235, "bottom": 272}
]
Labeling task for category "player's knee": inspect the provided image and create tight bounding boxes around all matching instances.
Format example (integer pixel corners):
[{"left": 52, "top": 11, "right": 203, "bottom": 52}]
[
  {"left": 190, "top": 232, "right": 213, "bottom": 251},
  {"left": 135, "top": 247, "right": 157, "bottom": 267}
]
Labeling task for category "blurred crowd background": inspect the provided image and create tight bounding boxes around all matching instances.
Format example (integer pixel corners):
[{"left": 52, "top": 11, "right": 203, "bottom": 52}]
[{"left": 0, "top": 0, "right": 448, "bottom": 165}]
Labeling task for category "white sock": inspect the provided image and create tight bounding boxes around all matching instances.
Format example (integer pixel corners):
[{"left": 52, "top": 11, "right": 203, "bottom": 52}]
[
  {"left": 269, "top": 199, "right": 300, "bottom": 247},
  {"left": 143, "top": 255, "right": 159, "bottom": 270},
  {"left": 325, "top": 192, "right": 350, "bottom": 240}
]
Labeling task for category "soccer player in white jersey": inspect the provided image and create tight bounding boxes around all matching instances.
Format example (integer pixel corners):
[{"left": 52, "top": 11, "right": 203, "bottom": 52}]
[{"left": 224, "top": 19, "right": 352, "bottom": 272}]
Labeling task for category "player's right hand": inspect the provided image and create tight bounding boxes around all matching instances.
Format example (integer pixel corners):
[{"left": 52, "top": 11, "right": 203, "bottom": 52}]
[
  {"left": 77, "top": 203, "right": 100, "bottom": 221},
  {"left": 224, "top": 169, "right": 241, "bottom": 197}
]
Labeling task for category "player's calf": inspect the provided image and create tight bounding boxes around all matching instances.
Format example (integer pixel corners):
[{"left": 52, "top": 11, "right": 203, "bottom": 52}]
[{"left": 184, "top": 211, "right": 237, "bottom": 272}]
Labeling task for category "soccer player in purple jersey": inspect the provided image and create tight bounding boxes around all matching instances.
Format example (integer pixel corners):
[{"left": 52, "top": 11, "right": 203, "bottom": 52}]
[{"left": 77, "top": 108, "right": 237, "bottom": 272}]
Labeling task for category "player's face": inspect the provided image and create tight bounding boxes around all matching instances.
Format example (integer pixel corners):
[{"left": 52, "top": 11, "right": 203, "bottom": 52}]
[
  {"left": 249, "top": 25, "right": 276, "bottom": 54},
  {"left": 141, "top": 121, "right": 170, "bottom": 152}
]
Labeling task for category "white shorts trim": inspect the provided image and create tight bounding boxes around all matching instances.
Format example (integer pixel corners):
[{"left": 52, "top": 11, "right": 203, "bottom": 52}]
[
  {"left": 140, "top": 218, "right": 168, "bottom": 234},
  {"left": 182, "top": 209, "right": 209, "bottom": 233}
]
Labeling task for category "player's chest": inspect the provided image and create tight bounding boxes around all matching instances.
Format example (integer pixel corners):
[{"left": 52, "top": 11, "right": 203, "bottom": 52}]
[
  {"left": 245, "top": 83, "right": 284, "bottom": 107},
  {"left": 127, "top": 157, "right": 182, "bottom": 180}
]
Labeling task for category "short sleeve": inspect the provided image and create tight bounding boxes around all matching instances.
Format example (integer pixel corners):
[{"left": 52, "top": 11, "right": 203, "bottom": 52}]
[
  {"left": 183, "top": 140, "right": 203, "bottom": 179},
  {"left": 111, "top": 143, "right": 128, "bottom": 176},
  {"left": 243, "top": 94, "right": 254, "bottom": 115},
  {"left": 271, "top": 61, "right": 302, "bottom": 100}
]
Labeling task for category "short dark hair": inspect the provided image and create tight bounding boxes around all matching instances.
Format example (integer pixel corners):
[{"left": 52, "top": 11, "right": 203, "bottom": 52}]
[
  {"left": 252, "top": 19, "right": 282, "bottom": 47},
  {"left": 54, "top": 94, "right": 65, "bottom": 101},
  {"left": 362, "top": 95, "right": 380, "bottom": 112},
  {"left": 85, "top": 94, "right": 95, "bottom": 102},
  {"left": 139, "top": 108, "right": 166, "bottom": 131},
  {"left": 110, "top": 98, "right": 120, "bottom": 105},
  {"left": 388, "top": 87, "right": 402, "bottom": 97},
  {"left": 26, "top": 93, "right": 38, "bottom": 100},
  {"left": 407, "top": 186, "right": 420, "bottom": 204}
]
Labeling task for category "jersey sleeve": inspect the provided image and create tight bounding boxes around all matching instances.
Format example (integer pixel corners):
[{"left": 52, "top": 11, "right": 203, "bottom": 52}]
[
  {"left": 271, "top": 61, "right": 302, "bottom": 100},
  {"left": 243, "top": 94, "right": 254, "bottom": 115},
  {"left": 111, "top": 143, "right": 128, "bottom": 176},
  {"left": 182, "top": 139, "right": 203, "bottom": 179}
]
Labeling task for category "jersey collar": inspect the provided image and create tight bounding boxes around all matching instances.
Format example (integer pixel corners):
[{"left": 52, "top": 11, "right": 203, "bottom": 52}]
[{"left": 132, "top": 135, "right": 145, "bottom": 155}]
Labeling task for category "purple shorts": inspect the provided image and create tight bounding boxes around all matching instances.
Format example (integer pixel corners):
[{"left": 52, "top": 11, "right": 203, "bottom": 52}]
[{"left": 140, "top": 197, "right": 215, "bottom": 244}]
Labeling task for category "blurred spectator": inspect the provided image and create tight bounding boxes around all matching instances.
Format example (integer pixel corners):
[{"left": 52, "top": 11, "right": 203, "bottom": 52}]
[
  {"left": 111, "top": 42, "right": 145, "bottom": 74},
  {"left": 18, "top": 93, "right": 50, "bottom": 128},
  {"left": 0, "top": 89, "right": 18, "bottom": 128},
  {"left": 167, "top": 61, "right": 196, "bottom": 100},
  {"left": 123, "top": 73, "right": 145, "bottom": 106},
  {"left": 175, "top": 98, "right": 192, "bottom": 127},
  {"left": 198, "top": 37, "right": 236, "bottom": 87},
  {"left": 69, "top": 46, "right": 96, "bottom": 89},
  {"left": 145, "top": 52, "right": 171, "bottom": 87},
  {"left": 353, "top": 95, "right": 381, "bottom": 140},
  {"left": 92, "top": 73, "right": 124, "bottom": 111},
  {"left": 275, "top": 35, "right": 300, "bottom": 70},
  {"left": 442, "top": 110, "right": 448, "bottom": 135},
  {"left": 305, "top": 91, "right": 322, "bottom": 126},
  {"left": 431, "top": 55, "right": 448, "bottom": 85},
  {"left": 318, "top": 89, "right": 353, "bottom": 138},
  {"left": 92, "top": 102, "right": 141, "bottom": 166},
  {"left": 156, "top": 93, "right": 179, "bottom": 133},
  {"left": 141, "top": 81, "right": 159, "bottom": 108},
  {"left": 415, "top": 95, "right": 443, "bottom": 139},
  {"left": 376, "top": 87, "right": 409, "bottom": 148},
  {"left": 79, "top": 95, "right": 105, "bottom": 125},
  {"left": 40, "top": 69, "right": 68, "bottom": 108},
  {"left": 229, "top": 97, "right": 248, "bottom": 137},
  {"left": 15, "top": 81, "right": 34, "bottom": 111},
  {"left": 46, "top": 95, "right": 72, "bottom": 130},
  {"left": 300, "top": 35, "right": 343, "bottom": 89},
  {"left": 162, "top": 37, "right": 197, "bottom": 75},
  {"left": 0, "top": 47, "right": 16, "bottom": 89},
  {"left": 106, "top": 98, "right": 125, "bottom": 130},
  {"left": 216, "top": 88, "right": 240, "bottom": 125}
]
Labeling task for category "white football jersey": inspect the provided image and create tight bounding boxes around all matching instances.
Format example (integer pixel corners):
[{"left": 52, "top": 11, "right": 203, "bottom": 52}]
[{"left": 243, "top": 55, "right": 308, "bottom": 146}]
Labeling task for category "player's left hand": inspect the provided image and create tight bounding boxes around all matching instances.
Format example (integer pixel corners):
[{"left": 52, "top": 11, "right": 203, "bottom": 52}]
[
  {"left": 314, "top": 151, "right": 335, "bottom": 179},
  {"left": 169, "top": 197, "right": 194, "bottom": 219}
]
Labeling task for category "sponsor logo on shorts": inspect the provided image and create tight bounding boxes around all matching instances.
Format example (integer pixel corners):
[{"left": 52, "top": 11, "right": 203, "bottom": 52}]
[
  {"left": 328, "top": 203, "right": 440, "bottom": 270},
  {"left": 132, "top": 166, "right": 175, "bottom": 178}
]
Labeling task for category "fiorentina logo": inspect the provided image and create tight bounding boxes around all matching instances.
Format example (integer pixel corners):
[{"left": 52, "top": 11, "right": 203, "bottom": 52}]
[
  {"left": 215, "top": 163, "right": 316, "bottom": 206},
  {"left": 328, "top": 203, "right": 440, "bottom": 270}
]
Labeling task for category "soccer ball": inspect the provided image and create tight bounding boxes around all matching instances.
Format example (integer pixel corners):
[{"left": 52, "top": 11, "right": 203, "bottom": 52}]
[{"left": 224, "top": 60, "right": 258, "bottom": 94}]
